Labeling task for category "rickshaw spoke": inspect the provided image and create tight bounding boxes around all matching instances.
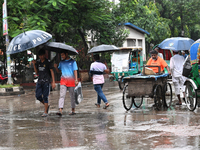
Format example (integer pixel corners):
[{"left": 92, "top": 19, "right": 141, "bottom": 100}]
[{"left": 185, "top": 82, "right": 197, "bottom": 111}]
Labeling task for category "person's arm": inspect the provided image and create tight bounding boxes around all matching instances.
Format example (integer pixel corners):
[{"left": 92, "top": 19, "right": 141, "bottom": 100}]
[
  {"left": 32, "top": 60, "right": 38, "bottom": 75},
  {"left": 54, "top": 63, "right": 61, "bottom": 73},
  {"left": 74, "top": 70, "right": 78, "bottom": 86},
  {"left": 165, "top": 66, "right": 171, "bottom": 75},
  {"left": 50, "top": 69, "right": 56, "bottom": 89},
  {"left": 104, "top": 62, "right": 109, "bottom": 74}
]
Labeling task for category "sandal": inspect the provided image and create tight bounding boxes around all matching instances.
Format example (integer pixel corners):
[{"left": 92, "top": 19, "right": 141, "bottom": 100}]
[
  {"left": 69, "top": 112, "right": 76, "bottom": 115},
  {"left": 95, "top": 103, "right": 100, "bottom": 108},
  {"left": 56, "top": 112, "right": 62, "bottom": 117},
  {"left": 41, "top": 113, "right": 48, "bottom": 117},
  {"left": 103, "top": 103, "right": 109, "bottom": 109}
]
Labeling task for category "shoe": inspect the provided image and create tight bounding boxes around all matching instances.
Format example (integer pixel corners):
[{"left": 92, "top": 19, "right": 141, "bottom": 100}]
[
  {"left": 47, "top": 105, "right": 50, "bottom": 113},
  {"left": 95, "top": 103, "right": 100, "bottom": 108},
  {"left": 176, "top": 102, "right": 182, "bottom": 105},
  {"left": 69, "top": 112, "right": 76, "bottom": 115},
  {"left": 56, "top": 112, "right": 62, "bottom": 117},
  {"left": 103, "top": 103, "right": 109, "bottom": 109},
  {"left": 41, "top": 113, "right": 48, "bottom": 117}
]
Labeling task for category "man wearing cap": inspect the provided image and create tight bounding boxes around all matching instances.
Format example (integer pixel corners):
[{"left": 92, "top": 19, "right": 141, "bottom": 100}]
[{"left": 146, "top": 50, "right": 171, "bottom": 74}]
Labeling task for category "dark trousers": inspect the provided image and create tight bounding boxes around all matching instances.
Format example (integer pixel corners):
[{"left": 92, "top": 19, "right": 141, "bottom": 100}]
[
  {"left": 94, "top": 84, "right": 108, "bottom": 104},
  {"left": 35, "top": 82, "right": 50, "bottom": 103}
]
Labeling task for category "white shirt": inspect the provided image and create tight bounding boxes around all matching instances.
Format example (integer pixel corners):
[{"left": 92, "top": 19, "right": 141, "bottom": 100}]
[
  {"left": 170, "top": 54, "right": 185, "bottom": 77},
  {"left": 90, "top": 61, "right": 107, "bottom": 84}
]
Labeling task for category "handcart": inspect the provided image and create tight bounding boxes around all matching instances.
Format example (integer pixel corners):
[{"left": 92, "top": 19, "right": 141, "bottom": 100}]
[
  {"left": 111, "top": 47, "right": 143, "bottom": 90},
  {"left": 122, "top": 66, "right": 172, "bottom": 111}
]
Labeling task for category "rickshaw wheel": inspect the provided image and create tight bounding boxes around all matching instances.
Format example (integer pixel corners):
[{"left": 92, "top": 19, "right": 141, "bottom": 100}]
[
  {"left": 122, "top": 84, "right": 133, "bottom": 111},
  {"left": 118, "top": 77, "right": 125, "bottom": 90},
  {"left": 185, "top": 82, "right": 197, "bottom": 111},
  {"left": 154, "top": 85, "right": 163, "bottom": 110},
  {"left": 133, "top": 96, "right": 143, "bottom": 108},
  {"left": 163, "top": 83, "right": 172, "bottom": 108}
]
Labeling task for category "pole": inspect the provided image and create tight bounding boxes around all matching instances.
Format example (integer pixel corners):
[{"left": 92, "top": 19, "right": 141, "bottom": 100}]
[{"left": 3, "top": 0, "right": 12, "bottom": 84}]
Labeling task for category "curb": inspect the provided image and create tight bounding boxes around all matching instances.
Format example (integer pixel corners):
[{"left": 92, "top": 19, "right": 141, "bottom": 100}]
[{"left": 0, "top": 86, "right": 25, "bottom": 96}]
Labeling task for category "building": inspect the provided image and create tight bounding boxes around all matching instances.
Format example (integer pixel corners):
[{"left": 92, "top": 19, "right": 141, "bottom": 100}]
[{"left": 122, "top": 22, "right": 150, "bottom": 61}]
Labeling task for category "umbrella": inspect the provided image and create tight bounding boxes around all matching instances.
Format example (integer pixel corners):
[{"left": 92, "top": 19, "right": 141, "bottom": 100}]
[
  {"left": 7, "top": 30, "right": 52, "bottom": 54},
  {"left": 45, "top": 42, "right": 78, "bottom": 55},
  {"left": 158, "top": 37, "right": 194, "bottom": 52},
  {"left": 88, "top": 44, "right": 120, "bottom": 54},
  {"left": 189, "top": 39, "right": 200, "bottom": 64}
]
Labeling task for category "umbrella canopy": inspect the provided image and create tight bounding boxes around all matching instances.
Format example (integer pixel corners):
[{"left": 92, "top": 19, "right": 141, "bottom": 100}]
[
  {"left": 189, "top": 39, "right": 200, "bottom": 64},
  {"left": 7, "top": 30, "right": 52, "bottom": 54},
  {"left": 88, "top": 44, "right": 120, "bottom": 54},
  {"left": 45, "top": 42, "right": 78, "bottom": 55},
  {"left": 158, "top": 37, "right": 194, "bottom": 52}
]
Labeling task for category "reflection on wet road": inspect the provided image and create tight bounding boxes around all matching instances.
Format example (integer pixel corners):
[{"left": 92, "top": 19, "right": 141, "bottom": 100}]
[{"left": 0, "top": 81, "right": 200, "bottom": 149}]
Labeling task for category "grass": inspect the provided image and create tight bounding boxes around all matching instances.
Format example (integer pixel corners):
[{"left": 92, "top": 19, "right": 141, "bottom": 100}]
[{"left": 0, "top": 84, "right": 20, "bottom": 88}]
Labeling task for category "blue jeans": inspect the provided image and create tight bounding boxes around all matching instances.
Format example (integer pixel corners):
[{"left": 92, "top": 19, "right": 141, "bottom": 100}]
[
  {"left": 94, "top": 84, "right": 108, "bottom": 104},
  {"left": 35, "top": 82, "right": 50, "bottom": 103}
]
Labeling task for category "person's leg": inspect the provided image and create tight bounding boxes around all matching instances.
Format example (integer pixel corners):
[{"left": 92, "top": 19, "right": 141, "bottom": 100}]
[
  {"left": 68, "top": 87, "right": 76, "bottom": 114},
  {"left": 173, "top": 81, "right": 181, "bottom": 105},
  {"left": 58, "top": 85, "right": 67, "bottom": 114},
  {"left": 35, "top": 83, "right": 44, "bottom": 103},
  {"left": 94, "top": 84, "right": 109, "bottom": 105},
  {"left": 42, "top": 82, "right": 50, "bottom": 114},
  {"left": 93, "top": 84, "right": 101, "bottom": 107}
]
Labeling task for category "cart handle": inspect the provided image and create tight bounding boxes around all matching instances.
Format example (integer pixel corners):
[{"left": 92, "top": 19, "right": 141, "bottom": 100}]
[{"left": 143, "top": 65, "right": 161, "bottom": 75}]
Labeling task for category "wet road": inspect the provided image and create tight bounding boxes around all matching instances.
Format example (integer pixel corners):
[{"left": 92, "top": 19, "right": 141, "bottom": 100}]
[{"left": 0, "top": 81, "right": 200, "bottom": 150}]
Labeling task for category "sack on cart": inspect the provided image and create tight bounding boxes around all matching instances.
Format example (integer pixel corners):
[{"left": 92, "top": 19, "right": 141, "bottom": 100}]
[{"left": 74, "top": 82, "right": 83, "bottom": 105}]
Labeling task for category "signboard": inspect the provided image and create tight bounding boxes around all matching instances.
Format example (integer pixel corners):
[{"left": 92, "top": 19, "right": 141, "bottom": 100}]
[{"left": 3, "top": 2, "right": 8, "bottom": 35}]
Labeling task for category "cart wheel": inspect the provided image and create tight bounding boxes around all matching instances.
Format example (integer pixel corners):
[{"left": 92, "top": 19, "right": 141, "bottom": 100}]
[
  {"left": 133, "top": 96, "right": 143, "bottom": 108},
  {"left": 185, "top": 82, "right": 197, "bottom": 111},
  {"left": 154, "top": 85, "right": 163, "bottom": 110},
  {"left": 118, "top": 77, "right": 125, "bottom": 90},
  {"left": 122, "top": 84, "right": 133, "bottom": 111},
  {"left": 163, "top": 83, "right": 172, "bottom": 108}
]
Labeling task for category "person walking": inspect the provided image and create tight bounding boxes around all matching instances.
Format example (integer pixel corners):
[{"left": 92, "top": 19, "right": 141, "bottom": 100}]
[
  {"left": 90, "top": 54, "right": 110, "bottom": 109},
  {"left": 33, "top": 48, "right": 56, "bottom": 117},
  {"left": 54, "top": 52, "right": 78, "bottom": 116},
  {"left": 170, "top": 51, "right": 186, "bottom": 105}
]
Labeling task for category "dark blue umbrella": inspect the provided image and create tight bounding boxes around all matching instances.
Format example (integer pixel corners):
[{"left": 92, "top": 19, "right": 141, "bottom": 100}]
[
  {"left": 7, "top": 30, "right": 52, "bottom": 54},
  {"left": 45, "top": 42, "right": 78, "bottom": 55},
  {"left": 158, "top": 37, "right": 194, "bottom": 52}
]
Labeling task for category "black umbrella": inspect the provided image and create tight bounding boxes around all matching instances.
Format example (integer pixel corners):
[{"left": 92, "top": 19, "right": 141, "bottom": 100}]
[
  {"left": 45, "top": 42, "right": 78, "bottom": 55},
  {"left": 88, "top": 44, "right": 120, "bottom": 54},
  {"left": 7, "top": 30, "right": 52, "bottom": 54}
]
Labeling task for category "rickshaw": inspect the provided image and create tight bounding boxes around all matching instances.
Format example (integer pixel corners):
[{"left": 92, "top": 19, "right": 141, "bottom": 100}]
[
  {"left": 111, "top": 47, "right": 143, "bottom": 90},
  {"left": 122, "top": 66, "right": 172, "bottom": 111},
  {"left": 184, "top": 39, "right": 200, "bottom": 111}
]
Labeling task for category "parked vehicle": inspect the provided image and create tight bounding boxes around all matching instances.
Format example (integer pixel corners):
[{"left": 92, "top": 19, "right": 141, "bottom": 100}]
[
  {"left": 0, "top": 73, "right": 8, "bottom": 85},
  {"left": 111, "top": 47, "right": 143, "bottom": 90}
]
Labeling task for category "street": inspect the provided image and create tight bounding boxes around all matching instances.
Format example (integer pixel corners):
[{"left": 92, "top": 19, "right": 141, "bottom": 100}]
[{"left": 0, "top": 80, "right": 200, "bottom": 150}]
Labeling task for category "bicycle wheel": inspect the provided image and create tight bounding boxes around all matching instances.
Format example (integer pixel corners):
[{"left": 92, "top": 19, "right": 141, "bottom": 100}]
[
  {"left": 154, "top": 85, "right": 163, "bottom": 110},
  {"left": 122, "top": 84, "right": 133, "bottom": 111},
  {"left": 118, "top": 77, "right": 125, "bottom": 90},
  {"left": 133, "top": 96, "right": 143, "bottom": 108},
  {"left": 163, "top": 83, "right": 172, "bottom": 108},
  {"left": 185, "top": 82, "right": 197, "bottom": 111}
]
